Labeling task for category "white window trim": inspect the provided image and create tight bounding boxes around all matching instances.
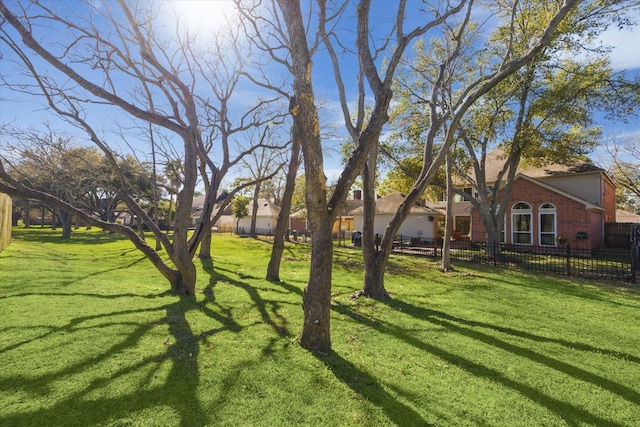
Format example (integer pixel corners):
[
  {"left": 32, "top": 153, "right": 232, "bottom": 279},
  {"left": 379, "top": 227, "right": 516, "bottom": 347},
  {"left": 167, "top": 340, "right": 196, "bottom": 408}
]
[
  {"left": 512, "top": 202, "right": 532, "bottom": 245},
  {"left": 538, "top": 203, "right": 557, "bottom": 246}
]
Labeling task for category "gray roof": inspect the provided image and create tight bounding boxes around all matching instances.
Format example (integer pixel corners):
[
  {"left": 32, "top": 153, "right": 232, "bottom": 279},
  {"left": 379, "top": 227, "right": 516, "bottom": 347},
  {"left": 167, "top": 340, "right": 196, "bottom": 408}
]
[
  {"left": 465, "top": 148, "right": 606, "bottom": 184},
  {"left": 349, "top": 192, "right": 440, "bottom": 215}
]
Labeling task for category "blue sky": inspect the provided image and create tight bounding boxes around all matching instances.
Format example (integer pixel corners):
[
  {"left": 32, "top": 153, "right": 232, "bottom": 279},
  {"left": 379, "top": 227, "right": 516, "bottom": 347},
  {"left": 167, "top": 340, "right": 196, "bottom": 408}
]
[{"left": 1, "top": 1, "right": 638, "bottom": 185}]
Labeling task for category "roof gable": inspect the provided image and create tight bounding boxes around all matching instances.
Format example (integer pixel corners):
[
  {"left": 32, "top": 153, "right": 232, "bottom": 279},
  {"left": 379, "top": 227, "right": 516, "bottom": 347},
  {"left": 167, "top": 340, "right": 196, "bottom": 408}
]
[
  {"left": 513, "top": 174, "right": 603, "bottom": 211},
  {"left": 349, "top": 192, "right": 439, "bottom": 215},
  {"left": 468, "top": 148, "right": 608, "bottom": 184}
]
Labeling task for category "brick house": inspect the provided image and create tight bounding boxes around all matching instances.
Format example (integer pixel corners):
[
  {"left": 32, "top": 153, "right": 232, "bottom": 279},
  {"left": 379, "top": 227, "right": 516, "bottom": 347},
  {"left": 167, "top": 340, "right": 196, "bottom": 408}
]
[{"left": 466, "top": 156, "right": 616, "bottom": 250}]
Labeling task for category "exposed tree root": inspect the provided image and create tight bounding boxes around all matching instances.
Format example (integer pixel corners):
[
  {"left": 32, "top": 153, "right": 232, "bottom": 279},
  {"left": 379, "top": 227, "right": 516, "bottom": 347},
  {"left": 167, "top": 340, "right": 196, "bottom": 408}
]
[{"left": 349, "top": 289, "right": 391, "bottom": 301}]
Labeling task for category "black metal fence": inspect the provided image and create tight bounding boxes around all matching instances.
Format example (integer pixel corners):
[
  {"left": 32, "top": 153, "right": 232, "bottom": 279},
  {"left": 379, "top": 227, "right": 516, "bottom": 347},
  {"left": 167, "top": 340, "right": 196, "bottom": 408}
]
[{"left": 391, "top": 237, "right": 637, "bottom": 284}]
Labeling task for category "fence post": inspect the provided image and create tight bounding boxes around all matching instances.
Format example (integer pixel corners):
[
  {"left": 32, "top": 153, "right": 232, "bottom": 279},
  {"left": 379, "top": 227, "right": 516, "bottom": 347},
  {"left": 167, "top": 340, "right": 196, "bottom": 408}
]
[
  {"left": 566, "top": 244, "right": 571, "bottom": 277},
  {"left": 493, "top": 241, "right": 497, "bottom": 267},
  {"left": 632, "top": 245, "right": 638, "bottom": 285}
]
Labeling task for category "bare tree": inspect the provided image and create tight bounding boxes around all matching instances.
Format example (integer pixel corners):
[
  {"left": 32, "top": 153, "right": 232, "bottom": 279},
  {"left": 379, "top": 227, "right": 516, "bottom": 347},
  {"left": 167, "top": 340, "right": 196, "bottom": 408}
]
[
  {"left": 606, "top": 136, "right": 640, "bottom": 213},
  {"left": 0, "top": 0, "right": 285, "bottom": 294},
  {"left": 188, "top": 23, "right": 289, "bottom": 260},
  {"left": 250, "top": 0, "right": 468, "bottom": 351}
]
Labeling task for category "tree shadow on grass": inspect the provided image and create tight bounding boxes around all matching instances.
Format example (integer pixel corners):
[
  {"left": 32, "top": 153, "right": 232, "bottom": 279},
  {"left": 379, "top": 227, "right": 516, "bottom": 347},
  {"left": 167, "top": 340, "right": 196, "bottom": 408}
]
[
  {"left": 459, "top": 266, "right": 640, "bottom": 306},
  {"left": 200, "top": 259, "right": 293, "bottom": 341},
  {"left": 0, "top": 301, "right": 171, "bottom": 357},
  {"left": 333, "top": 301, "right": 629, "bottom": 427},
  {"left": 385, "top": 298, "right": 640, "bottom": 366},
  {"left": 0, "top": 296, "right": 229, "bottom": 426},
  {"left": 11, "top": 228, "right": 129, "bottom": 245},
  {"left": 313, "top": 351, "right": 432, "bottom": 426}
]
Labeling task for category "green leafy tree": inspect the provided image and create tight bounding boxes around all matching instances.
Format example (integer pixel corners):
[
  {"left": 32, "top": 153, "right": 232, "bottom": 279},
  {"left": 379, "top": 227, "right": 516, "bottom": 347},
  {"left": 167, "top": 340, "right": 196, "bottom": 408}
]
[
  {"left": 231, "top": 195, "right": 250, "bottom": 234},
  {"left": 354, "top": 0, "right": 582, "bottom": 301},
  {"left": 452, "top": 38, "right": 638, "bottom": 254}
]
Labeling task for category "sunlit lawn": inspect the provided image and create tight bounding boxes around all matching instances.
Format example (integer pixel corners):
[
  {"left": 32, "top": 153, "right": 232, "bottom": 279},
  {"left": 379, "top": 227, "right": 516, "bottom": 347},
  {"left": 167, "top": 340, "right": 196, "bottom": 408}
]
[{"left": 1, "top": 227, "right": 639, "bottom": 426}]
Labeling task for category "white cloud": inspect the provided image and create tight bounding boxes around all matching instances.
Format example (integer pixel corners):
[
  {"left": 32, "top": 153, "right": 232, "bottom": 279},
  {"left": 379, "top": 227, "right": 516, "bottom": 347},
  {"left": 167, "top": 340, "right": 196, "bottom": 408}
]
[{"left": 599, "top": 24, "right": 640, "bottom": 70}]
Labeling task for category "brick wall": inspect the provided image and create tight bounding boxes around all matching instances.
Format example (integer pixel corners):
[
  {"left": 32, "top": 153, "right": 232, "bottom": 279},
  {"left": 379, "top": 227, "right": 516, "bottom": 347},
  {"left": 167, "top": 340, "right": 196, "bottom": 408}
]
[
  {"left": 471, "top": 177, "right": 604, "bottom": 249},
  {"left": 0, "top": 193, "right": 11, "bottom": 252}
]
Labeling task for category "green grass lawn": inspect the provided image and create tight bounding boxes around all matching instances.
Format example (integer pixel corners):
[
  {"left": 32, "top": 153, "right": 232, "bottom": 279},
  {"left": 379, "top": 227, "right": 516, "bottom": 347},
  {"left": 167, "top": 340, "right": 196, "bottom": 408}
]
[{"left": 1, "top": 227, "right": 639, "bottom": 426}]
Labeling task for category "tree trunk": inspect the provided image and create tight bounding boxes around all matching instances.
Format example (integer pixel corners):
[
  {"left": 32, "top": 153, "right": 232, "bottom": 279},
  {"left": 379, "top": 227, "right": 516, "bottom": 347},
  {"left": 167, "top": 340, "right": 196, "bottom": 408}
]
[
  {"left": 136, "top": 214, "right": 144, "bottom": 239},
  {"left": 357, "top": 145, "right": 390, "bottom": 300},
  {"left": 59, "top": 210, "right": 72, "bottom": 239},
  {"left": 266, "top": 136, "right": 301, "bottom": 282},
  {"left": 198, "top": 226, "right": 212, "bottom": 260},
  {"left": 250, "top": 182, "right": 261, "bottom": 238},
  {"left": 359, "top": 251, "right": 390, "bottom": 299},
  {"left": 299, "top": 215, "right": 333, "bottom": 353},
  {"left": 169, "top": 256, "right": 197, "bottom": 295},
  {"left": 167, "top": 194, "right": 174, "bottom": 233},
  {"left": 441, "top": 154, "right": 453, "bottom": 271},
  {"left": 485, "top": 226, "right": 502, "bottom": 258},
  {"left": 24, "top": 201, "right": 30, "bottom": 228},
  {"left": 277, "top": 0, "right": 331, "bottom": 353}
]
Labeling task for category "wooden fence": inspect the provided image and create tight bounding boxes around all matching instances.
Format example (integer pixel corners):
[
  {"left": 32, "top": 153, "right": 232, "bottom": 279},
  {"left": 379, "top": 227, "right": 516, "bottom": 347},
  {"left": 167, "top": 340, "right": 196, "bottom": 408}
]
[
  {"left": 604, "top": 222, "right": 635, "bottom": 248},
  {"left": 0, "top": 193, "right": 11, "bottom": 252}
]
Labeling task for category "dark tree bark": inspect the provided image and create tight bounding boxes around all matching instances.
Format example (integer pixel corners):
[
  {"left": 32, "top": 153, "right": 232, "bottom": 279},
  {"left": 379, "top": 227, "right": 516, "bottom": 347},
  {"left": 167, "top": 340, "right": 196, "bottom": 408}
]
[
  {"left": 277, "top": 0, "right": 332, "bottom": 353},
  {"left": 441, "top": 153, "right": 453, "bottom": 272},
  {"left": 250, "top": 182, "right": 261, "bottom": 238},
  {"left": 358, "top": 0, "right": 578, "bottom": 296},
  {"left": 59, "top": 209, "right": 72, "bottom": 240},
  {"left": 266, "top": 135, "right": 301, "bottom": 282}
]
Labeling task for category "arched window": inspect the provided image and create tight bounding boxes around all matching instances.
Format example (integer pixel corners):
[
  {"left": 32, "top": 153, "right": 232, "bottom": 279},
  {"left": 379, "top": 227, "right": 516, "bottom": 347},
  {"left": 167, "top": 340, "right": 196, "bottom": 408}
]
[
  {"left": 539, "top": 203, "right": 556, "bottom": 246},
  {"left": 512, "top": 202, "right": 532, "bottom": 244}
]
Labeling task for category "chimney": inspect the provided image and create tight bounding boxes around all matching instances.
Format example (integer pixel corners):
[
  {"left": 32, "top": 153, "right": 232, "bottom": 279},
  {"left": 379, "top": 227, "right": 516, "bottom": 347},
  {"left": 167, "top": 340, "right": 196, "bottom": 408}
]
[{"left": 353, "top": 189, "right": 362, "bottom": 200}]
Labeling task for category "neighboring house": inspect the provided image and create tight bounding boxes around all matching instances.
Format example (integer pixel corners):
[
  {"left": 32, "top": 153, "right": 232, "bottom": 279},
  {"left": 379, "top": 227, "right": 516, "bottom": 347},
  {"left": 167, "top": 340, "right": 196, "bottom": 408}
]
[
  {"left": 289, "top": 191, "right": 365, "bottom": 236},
  {"left": 206, "top": 198, "right": 280, "bottom": 234},
  {"left": 616, "top": 209, "right": 640, "bottom": 224},
  {"left": 190, "top": 192, "right": 230, "bottom": 229},
  {"left": 232, "top": 198, "right": 281, "bottom": 234},
  {"left": 350, "top": 192, "right": 441, "bottom": 240},
  {"left": 432, "top": 200, "right": 473, "bottom": 240},
  {"left": 333, "top": 193, "right": 364, "bottom": 235},
  {"left": 463, "top": 151, "right": 616, "bottom": 249}
]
